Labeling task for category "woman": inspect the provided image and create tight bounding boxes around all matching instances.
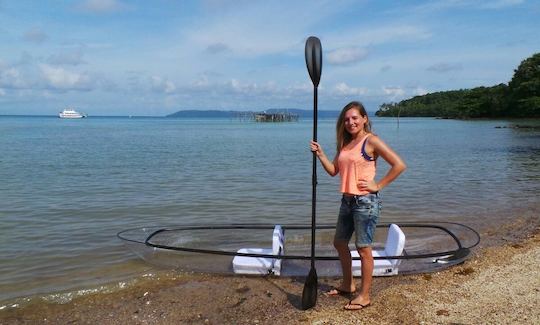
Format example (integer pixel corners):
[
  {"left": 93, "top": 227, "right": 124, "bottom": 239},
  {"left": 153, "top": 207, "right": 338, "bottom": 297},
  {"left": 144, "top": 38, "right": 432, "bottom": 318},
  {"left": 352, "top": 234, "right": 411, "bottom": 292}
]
[{"left": 310, "top": 101, "right": 406, "bottom": 310}]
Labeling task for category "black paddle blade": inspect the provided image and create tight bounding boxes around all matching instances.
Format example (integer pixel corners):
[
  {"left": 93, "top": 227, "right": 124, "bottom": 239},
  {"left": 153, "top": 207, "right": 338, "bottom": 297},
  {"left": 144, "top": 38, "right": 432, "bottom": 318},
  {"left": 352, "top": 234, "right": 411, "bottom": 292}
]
[
  {"left": 305, "top": 36, "right": 322, "bottom": 87},
  {"left": 301, "top": 267, "right": 318, "bottom": 310}
]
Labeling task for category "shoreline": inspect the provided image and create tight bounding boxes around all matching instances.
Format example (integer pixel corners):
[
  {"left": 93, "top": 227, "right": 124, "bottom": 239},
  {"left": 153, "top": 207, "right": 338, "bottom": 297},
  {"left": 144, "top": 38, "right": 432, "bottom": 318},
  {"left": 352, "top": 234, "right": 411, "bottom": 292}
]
[{"left": 1, "top": 215, "right": 538, "bottom": 324}]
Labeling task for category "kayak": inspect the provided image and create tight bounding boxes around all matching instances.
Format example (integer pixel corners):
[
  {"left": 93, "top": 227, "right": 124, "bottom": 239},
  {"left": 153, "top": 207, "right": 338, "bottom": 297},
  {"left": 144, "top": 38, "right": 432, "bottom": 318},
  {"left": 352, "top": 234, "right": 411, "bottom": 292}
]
[{"left": 117, "top": 222, "right": 480, "bottom": 276}]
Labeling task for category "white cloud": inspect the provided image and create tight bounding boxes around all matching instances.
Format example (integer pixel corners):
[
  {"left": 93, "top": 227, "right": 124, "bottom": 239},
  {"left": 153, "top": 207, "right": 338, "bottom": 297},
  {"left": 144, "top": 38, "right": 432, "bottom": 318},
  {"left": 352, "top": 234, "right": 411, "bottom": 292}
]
[
  {"left": 0, "top": 88, "right": 5, "bottom": 96},
  {"left": 379, "top": 85, "right": 428, "bottom": 101},
  {"left": 226, "top": 79, "right": 286, "bottom": 97},
  {"left": 327, "top": 47, "right": 368, "bottom": 65},
  {"left": 76, "top": 0, "right": 127, "bottom": 13},
  {"left": 39, "top": 64, "right": 92, "bottom": 90},
  {"left": 23, "top": 28, "right": 48, "bottom": 44},
  {"left": 480, "top": 0, "right": 524, "bottom": 9},
  {"left": 380, "top": 65, "right": 392, "bottom": 72},
  {"left": 414, "top": 0, "right": 475, "bottom": 12},
  {"left": 186, "top": 76, "right": 304, "bottom": 100},
  {"left": 47, "top": 50, "right": 86, "bottom": 66},
  {"left": 334, "top": 82, "right": 368, "bottom": 96},
  {"left": 206, "top": 43, "right": 230, "bottom": 54},
  {"left": 185, "top": 1, "right": 345, "bottom": 57},
  {"left": 368, "top": 25, "right": 432, "bottom": 44},
  {"left": 151, "top": 76, "right": 176, "bottom": 94},
  {"left": 427, "top": 62, "right": 463, "bottom": 73},
  {"left": 287, "top": 82, "right": 312, "bottom": 94},
  {"left": 2, "top": 0, "right": 534, "bottom": 115},
  {"left": 229, "top": 79, "right": 243, "bottom": 92},
  {"left": 414, "top": 0, "right": 524, "bottom": 12},
  {"left": 330, "top": 25, "right": 432, "bottom": 50},
  {"left": 0, "top": 67, "right": 27, "bottom": 89},
  {"left": 413, "top": 87, "right": 429, "bottom": 96},
  {"left": 191, "top": 75, "right": 210, "bottom": 89},
  {"left": 382, "top": 86, "right": 406, "bottom": 100}
]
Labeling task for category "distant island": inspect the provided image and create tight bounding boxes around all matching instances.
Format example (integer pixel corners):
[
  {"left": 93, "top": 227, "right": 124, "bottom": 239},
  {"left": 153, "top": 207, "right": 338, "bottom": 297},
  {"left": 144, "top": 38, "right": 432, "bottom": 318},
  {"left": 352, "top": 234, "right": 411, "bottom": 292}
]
[
  {"left": 376, "top": 53, "right": 540, "bottom": 118},
  {"left": 166, "top": 108, "right": 340, "bottom": 119}
]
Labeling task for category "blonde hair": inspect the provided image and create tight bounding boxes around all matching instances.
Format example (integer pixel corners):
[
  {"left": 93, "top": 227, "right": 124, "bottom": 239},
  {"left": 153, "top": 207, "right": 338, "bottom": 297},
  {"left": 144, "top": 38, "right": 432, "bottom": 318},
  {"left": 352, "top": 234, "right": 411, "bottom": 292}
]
[{"left": 336, "top": 101, "right": 372, "bottom": 153}]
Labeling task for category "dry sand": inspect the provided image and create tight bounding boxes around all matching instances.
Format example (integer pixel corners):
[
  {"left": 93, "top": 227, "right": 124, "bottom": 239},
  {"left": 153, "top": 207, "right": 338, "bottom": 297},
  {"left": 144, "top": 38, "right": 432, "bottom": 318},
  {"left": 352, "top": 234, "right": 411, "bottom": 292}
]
[{"left": 1, "top": 224, "right": 539, "bottom": 325}]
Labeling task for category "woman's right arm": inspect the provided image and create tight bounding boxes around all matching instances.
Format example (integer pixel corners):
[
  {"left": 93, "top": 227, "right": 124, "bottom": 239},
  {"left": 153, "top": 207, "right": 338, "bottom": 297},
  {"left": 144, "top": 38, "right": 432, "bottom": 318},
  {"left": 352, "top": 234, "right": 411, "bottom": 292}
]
[{"left": 310, "top": 141, "right": 338, "bottom": 176}]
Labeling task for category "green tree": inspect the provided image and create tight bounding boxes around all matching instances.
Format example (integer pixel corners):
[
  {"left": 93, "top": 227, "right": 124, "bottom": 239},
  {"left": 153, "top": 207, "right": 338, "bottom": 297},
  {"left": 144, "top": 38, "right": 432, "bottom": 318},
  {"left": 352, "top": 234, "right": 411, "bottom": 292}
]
[
  {"left": 376, "top": 53, "right": 538, "bottom": 118},
  {"left": 508, "top": 53, "right": 540, "bottom": 117}
]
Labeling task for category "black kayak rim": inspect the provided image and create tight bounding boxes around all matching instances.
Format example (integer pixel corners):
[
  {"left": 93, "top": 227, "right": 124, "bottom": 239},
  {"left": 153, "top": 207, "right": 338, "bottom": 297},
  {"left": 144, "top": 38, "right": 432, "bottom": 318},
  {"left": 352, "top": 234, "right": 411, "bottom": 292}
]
[{"left": 117, "top": 221, "right": 480, "bottom": 261}]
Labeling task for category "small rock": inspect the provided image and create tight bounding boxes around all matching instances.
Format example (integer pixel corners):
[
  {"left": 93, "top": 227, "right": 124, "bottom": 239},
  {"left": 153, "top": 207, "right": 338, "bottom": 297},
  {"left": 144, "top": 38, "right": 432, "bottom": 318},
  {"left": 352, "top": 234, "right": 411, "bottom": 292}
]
[
  {"left": 231, "top": 297, "right": 247, "bottom": 307},
  {"left": 455, "top": 267, "right": 475, "bottom": 276},
  {"left": 436, "top": 309, "right": 450, "bottom": 316},
  {"left": 236, "top": 286, "right": 250, "bottom": 294}
]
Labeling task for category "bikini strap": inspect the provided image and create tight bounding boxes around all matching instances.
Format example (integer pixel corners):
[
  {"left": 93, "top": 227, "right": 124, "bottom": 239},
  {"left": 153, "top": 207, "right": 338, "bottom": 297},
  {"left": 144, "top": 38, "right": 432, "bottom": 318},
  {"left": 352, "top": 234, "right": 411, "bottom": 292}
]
[{"left": 361, "top": 135, "right": 375, "bottom": 161}]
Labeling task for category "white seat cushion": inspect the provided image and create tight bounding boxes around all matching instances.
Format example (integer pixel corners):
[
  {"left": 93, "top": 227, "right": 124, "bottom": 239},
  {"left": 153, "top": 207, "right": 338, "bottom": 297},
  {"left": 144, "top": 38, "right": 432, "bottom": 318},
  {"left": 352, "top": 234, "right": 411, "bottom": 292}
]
[
  {"left": 384, "top": 224, "right": 406, "bottom": 266},
  {"left": 351, "top": 250, "right": 397, "bottom": 276},
  {"left": 232, "top": 225, "right": 284, "bottom": 275},
  {"left": 351, "top": 224, "right": 406, "bottom": 276},
  {"left": 232, "top": 248, "right": 274, "bottom": 275}
]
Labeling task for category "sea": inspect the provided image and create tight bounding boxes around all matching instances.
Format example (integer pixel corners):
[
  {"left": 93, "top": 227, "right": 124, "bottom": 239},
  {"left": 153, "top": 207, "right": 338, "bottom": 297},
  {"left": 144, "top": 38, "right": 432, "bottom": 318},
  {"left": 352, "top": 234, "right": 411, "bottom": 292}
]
[{"left": 0, "top": 115, "right": 539, "bottom": 308}]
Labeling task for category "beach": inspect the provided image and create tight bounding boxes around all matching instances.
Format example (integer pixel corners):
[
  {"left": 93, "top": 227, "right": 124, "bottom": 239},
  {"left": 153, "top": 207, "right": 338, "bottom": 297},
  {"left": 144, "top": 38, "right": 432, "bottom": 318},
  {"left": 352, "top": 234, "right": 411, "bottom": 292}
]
[{"left": 1, "top": 214, "right": 538, "bottom": 325}]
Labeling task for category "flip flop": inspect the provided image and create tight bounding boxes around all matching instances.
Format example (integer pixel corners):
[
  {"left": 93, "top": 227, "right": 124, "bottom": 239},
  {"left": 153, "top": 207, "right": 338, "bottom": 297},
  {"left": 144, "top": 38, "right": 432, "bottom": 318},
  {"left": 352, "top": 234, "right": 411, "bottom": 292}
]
[
  {"left": 325, "top": 287, "right": 356, "bottom": 296},
  {"left": 344, "top": 300, "right": 371, "bottom": 311}
]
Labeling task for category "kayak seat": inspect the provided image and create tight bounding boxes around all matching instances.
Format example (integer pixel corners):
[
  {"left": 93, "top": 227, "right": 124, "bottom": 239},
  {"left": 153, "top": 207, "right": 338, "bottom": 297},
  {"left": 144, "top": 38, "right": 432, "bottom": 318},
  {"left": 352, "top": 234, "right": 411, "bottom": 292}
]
[
  {"left": 232, "top": 225, "right": 285, "bottom": 275},
  {"left": 351, "top": 223, "right": 406, "bottom": 276}
]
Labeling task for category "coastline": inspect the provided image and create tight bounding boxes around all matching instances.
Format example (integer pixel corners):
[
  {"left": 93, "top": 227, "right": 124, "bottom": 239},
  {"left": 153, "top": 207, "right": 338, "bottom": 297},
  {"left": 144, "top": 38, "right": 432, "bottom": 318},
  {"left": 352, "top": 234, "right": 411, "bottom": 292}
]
[{"left": 1, "top": 214, "right": 538, "bottom": 324}]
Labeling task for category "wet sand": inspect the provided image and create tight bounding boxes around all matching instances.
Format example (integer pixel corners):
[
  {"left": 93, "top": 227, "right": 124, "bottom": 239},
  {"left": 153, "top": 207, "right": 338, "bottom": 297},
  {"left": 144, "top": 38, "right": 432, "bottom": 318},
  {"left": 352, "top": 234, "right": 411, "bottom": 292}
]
[{"left": 1, "top": 216, "right": 539, "bottom": 325}]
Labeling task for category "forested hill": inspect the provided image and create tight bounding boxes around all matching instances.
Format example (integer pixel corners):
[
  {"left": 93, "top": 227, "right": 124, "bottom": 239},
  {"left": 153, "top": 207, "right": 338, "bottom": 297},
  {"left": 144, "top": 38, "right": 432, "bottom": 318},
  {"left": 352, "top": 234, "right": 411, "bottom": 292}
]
[
  {"left": 376, "top": 53, "right": 540, "bottom": 118},
  {"left": 167, "top": 108, "right": 340, "bottom": 118}
]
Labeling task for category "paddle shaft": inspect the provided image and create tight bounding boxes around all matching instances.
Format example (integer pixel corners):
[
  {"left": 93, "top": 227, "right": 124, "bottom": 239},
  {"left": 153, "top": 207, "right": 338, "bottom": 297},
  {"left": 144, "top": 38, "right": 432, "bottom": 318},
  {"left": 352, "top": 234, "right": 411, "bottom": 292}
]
[
  {"left": 302, "top": 35, "right": 321, "bottom": 311},
  {"left": 311, "top": 86, "right": 318, "bottom": 268}
]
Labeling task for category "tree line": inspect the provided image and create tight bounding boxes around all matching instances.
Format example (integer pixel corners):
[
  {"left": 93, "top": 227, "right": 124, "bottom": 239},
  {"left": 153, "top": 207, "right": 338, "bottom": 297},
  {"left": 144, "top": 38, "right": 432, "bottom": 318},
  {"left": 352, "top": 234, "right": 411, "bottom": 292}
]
[{"left": 376, "top": 53, "right": 540, "bottom": 118}]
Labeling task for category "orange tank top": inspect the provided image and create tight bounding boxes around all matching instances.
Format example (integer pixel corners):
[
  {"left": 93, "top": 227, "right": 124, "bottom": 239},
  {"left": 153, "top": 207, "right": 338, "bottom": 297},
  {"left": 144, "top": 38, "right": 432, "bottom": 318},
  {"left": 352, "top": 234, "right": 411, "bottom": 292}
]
[{"left": 337, "top": 134, "right": 376, "bottom": 196}]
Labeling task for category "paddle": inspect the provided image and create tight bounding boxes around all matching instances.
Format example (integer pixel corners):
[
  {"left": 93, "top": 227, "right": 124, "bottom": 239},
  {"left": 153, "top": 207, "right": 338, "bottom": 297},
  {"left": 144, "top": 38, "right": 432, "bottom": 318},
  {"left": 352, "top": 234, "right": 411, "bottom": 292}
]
[{"left": 302, "top": 36, "right": 322, "bottom": 310}]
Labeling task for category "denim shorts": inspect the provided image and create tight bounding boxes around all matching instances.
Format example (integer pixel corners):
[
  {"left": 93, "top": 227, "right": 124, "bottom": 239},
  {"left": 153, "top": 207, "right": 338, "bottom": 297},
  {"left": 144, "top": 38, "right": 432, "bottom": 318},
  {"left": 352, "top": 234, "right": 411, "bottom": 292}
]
[{"left": 334, "top": 193, "right": 381, "bottom": 248}]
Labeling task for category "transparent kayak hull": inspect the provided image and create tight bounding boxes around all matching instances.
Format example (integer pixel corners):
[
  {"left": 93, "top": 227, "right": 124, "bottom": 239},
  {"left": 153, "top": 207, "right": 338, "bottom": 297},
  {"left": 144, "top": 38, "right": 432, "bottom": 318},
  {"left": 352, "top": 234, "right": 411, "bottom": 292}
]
[{"left": 117, "top": 222, "right": 480, "bottom": 276}]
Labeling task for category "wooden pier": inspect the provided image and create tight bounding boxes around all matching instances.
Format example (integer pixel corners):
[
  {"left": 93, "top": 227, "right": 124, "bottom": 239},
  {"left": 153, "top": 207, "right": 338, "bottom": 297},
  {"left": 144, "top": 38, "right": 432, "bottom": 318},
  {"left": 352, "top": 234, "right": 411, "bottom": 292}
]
[
  {"left": 234, "top": 111, "right": 299, "bottom": 122},
  {"left": 254, "top": 112, "right": 298, "bottom": 122}
]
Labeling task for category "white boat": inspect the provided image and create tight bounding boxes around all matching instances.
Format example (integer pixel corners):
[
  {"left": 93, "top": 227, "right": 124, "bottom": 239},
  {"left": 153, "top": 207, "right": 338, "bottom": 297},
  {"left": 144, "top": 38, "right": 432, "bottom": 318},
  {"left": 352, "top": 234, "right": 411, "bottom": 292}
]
[{"left": 59, "top": 108, "right": 87, "bottom": 119}]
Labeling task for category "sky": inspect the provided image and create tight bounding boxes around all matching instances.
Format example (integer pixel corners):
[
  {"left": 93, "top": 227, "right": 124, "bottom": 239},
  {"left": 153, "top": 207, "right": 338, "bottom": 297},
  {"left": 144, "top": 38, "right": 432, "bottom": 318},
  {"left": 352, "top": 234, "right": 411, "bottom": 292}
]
[{"left": 0, "top": 0, "right": 539, "bottom": 116}]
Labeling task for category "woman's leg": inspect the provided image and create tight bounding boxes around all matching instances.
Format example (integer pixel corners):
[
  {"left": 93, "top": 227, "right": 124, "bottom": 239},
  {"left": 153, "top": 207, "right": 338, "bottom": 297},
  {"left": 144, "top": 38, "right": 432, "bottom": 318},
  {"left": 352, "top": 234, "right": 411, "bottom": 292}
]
[
  {"left": 330, "top": 198, "right": 356, "bottom": 294},
  {"left": 333, "top": 239, "right": 355, "bottom": 293},
  {"left": 345, "top": 194, "right": 379, "bottom": 309},
  {"left": 350, "top": 246, "right": 373, "bottom": 305}
]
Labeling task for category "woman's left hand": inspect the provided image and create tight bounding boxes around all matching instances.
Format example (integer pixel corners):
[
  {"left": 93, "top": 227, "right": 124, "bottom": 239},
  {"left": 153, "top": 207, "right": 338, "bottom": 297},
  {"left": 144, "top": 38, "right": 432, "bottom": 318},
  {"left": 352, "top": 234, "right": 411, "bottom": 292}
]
[{"left": 358, "top": 180, "right": 379, "bottom": 193}]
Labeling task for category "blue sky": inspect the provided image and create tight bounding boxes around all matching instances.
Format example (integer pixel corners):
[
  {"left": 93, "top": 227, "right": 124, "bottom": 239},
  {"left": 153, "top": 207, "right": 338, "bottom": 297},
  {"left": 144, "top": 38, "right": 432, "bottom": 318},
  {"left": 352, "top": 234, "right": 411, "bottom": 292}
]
[{"left": 0, "top": 0, "right": 538, "bottom": 116}]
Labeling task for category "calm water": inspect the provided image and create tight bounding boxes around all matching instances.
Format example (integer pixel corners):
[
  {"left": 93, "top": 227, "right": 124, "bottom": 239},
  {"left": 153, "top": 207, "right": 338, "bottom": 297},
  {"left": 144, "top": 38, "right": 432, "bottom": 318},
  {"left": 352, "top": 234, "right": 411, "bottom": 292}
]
[{"left": 0, "top": 116, "right": 539, "bottom": 306}]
